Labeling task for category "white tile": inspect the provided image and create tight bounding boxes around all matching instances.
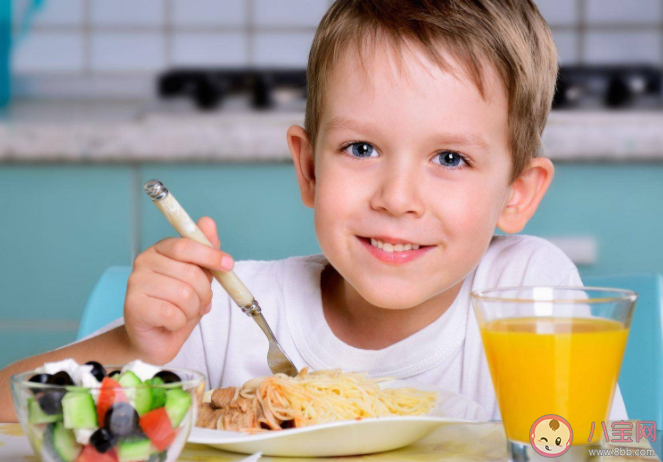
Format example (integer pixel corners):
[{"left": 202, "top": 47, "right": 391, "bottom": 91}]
[
  {"left": 585, "top": 32, "right": 661, "bottom": 65},
  {"left": 534, "top": 0, "right": 578, "bottom": 26},
  {"left": 255, "top": 0, "right": 327, "bottom": 27},
  {"left": 13, "top": 0, "right": 83, "bottom": 27},
  {"left": 92, "top": 33, "right": 165, "bottom": 72},
  {"left": 172, "top": 33, "right": 246, "bottom": 66},
  {"left": 586, "top": 0, "right": 661, "bottom": 24},
  {"left": 13, "top": 32, "right": 83, "bottom": 72},
  {"left": 91, "top": 0, "right": 164, "bottom": 27},
  {"left": 254, "top": 33, "right": 314, "bottom": 67},
  {"left": 552, "top": 30, "right": 579, "bottom": 65},
  {"left": 172, "top": 0, "right": 245, "bottom": 27}
]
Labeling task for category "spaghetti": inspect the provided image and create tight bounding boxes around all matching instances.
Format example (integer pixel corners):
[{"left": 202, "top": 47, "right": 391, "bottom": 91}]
[{"left": 196, "top": 368, "right": 437, "bottom": 432}]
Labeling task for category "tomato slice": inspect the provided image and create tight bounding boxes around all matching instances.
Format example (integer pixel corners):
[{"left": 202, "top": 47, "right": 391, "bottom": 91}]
[
  {"left": 76, "top": 445, "right": 118, "bottom": 462},
  {"left": 139, "top": 407, "right": 177, "bottom": 452},
  {"left": 97, "top": 377, "right": 127, "bottom": 424}
]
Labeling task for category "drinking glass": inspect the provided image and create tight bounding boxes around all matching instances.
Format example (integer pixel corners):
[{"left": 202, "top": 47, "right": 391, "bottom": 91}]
[{"left": 472, "top": 287, "right": 636, "bottom": 461}]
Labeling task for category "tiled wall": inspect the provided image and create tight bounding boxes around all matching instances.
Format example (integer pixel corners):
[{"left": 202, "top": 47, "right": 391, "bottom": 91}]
[
  {"left": 12, "top": 0, "right": 330, "bottom": 74},
  {"left": 11, "top": 0, "right": 663, "bottom": 75},
  {"left": 536, "top": 0, "right": 663, "bottom": 65}
]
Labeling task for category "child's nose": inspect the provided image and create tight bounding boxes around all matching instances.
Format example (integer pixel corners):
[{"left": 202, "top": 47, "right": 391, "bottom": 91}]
[{"left": 370, "top": 162, "right": 425, "bottom": 217}]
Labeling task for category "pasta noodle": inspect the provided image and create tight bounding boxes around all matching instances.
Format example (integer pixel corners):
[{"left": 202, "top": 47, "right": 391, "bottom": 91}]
[{"left": 196, "top": 368, "right": 437, "bottom": 432}]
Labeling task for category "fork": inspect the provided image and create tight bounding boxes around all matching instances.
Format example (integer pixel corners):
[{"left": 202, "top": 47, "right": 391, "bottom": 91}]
[{"left": 143, "top": 179, "right": 299, "bottom": 378}]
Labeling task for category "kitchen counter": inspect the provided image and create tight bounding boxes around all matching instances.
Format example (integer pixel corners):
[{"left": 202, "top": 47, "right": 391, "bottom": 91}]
[{"left": 1, "top": 101, "right": 663, "bottom": 162}]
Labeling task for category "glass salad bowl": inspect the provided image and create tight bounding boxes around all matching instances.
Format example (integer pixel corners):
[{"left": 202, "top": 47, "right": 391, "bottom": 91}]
[{"left": 11, "top": 362, "right": 205, "bottom": 462}]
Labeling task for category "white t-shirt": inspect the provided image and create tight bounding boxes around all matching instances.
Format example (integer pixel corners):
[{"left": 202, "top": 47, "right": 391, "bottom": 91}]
[{"left": 96, "top": 234, "right": 627, "bottom": 421}]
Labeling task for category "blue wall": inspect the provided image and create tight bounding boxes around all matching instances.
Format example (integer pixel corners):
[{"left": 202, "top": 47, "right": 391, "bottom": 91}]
[
  {"left": 525, "top": 164, "right": 663, "bottom": 279},
  {"left": 0, "top": 162, "right": 661, "bottom": 367}
]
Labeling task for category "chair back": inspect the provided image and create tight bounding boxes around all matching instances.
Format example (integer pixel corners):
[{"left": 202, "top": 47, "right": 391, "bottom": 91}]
[{"left": 77, "top": 266, "right": 131, "bottom": 340}]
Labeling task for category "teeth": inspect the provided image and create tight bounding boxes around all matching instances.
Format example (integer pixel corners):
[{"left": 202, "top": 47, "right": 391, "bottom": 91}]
[{"left": 369, "top": 238, "right": 423, "bottom": 252}]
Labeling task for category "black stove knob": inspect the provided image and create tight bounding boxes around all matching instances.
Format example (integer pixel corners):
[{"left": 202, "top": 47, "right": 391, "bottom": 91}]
[
  {"left": 252, "top": 74, "right": 274, "bottom": 110},
  {"left": 605, "top": 76, "right": 632, "bottom": 108},
  {"left": 194, "top": 77, "right": 225, "bottom": 110}
]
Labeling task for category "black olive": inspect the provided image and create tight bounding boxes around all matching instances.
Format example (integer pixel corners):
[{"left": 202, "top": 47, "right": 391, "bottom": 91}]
[
  {"left": 104, "top": 402, "right": 139, "bottom": 436},
  {"left": 108, "top": 370, "right": 121, "bottom": 379},
  {"left": 85, "top": 361, "right": 107, "bottom": 381},
  {"left": 36, "top": 389, "right": 66, "bottom": 415},
  {"left": 153, "top": 370, "right": 181, "bottom": 384},
  {"left": 27, "top": 374, "right": 52, "bottom": 394},
  {"left": 49, "top": 371, "right": 74, "bottom": 387},
  {"left": 28, "top": 373, "right": 52, "bottom": 384},
  {"left": 90, "top": 427, "right": 118, "bottom": 453}
]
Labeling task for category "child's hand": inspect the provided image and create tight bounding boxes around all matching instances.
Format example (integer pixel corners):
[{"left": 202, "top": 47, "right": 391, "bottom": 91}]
[{"left": 123, "top": 216, "right": 233, "bottom": 365}]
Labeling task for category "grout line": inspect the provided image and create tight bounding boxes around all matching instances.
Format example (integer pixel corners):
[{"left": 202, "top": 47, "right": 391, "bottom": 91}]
[
  {"left": 577, "top": 0, "right": 586, "bottom": 64},
  {"left": 27, "top": 23, "right": 663, "bottom": 35},
  {"left": 164, "top": 0, "right": 173, "bottom": 67},
  {"left": 82, "top": 0, "right": 92, "bottom": 75},
  {"left": 661, "top": 0, "right": 663, "bottom": 67},
  {"left": 247, "top": 0, "right": 255, "bottom": 65},
  {"left": 26, "top": 24, "right": 320, "bottom": 34},
  {"left": 0, "top": 320, "right": 79, "bottom": 332}
]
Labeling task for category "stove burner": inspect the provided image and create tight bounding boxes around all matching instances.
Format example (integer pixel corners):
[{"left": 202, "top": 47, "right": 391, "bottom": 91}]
[
  {"left": 158, "top": 68, "right": 307, "bottom": 111},
  {"left": 553, "top": 65, "right": 662, "bottom": 110}
]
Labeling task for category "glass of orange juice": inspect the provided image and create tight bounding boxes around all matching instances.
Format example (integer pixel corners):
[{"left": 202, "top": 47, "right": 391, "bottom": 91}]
[{"left": 472, "top": 287, "right": 636, "bottom": 461}]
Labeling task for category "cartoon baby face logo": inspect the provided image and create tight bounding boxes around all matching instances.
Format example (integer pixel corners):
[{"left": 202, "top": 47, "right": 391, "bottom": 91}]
[{"left": 530, "top": 414, "right": 573, "bottom": 457}]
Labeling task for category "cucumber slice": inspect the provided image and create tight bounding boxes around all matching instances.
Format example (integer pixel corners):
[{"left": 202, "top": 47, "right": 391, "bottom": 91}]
[
  {"left": 119, "top": 371, "right": 152, "bottom": 416},
  {"left": 165, "top": 389, "right": 191, "bottom": 427},
  {"left": 26, "top": 422, "right": 45, "bottom": 455},
  {"left": 117, "top": 437, "right": 152, "bottom": 462},
  {"left": 62, "top": 392, "right": 97, "bottom": 429},
  {"left": 28, "top": 397, "right": 62, "bottom": 424},
  {"left": 118, "top": 371, "right": 141, "bottom": 387},
  {"left": 43, "top": 422, "right": 82, "bottom": 462},
  {"left": 145, "top": 377, "right": 166, "bottom": 410}
]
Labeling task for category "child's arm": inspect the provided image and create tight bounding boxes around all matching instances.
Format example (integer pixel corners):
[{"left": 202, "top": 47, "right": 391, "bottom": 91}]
[{"left": 0, "top": 216, "right": 232, "bottom": 423}]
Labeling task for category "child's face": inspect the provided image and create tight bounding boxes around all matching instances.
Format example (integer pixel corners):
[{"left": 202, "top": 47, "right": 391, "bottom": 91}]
[
  {"left": 308, "top": 42, "right": 515, "bottom": 309},
  {"left": 531, "top": 418, "right": 572, "bottom": 455}
]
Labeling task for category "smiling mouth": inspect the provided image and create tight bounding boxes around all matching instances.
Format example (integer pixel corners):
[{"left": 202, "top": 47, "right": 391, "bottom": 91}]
[
  {"left": 358, "top": 236, "right": 433, "bottom": 253},
  {"left": 545, "top": 445, "right": 550, "bottom": 451}
]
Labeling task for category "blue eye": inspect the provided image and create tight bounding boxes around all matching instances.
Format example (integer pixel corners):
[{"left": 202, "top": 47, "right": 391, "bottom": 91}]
[
  {"left": 434, "top": 151, "right": 467, "bottom": 169},
  {"left": 345, "top": 142, "right": 377, "bottom": 158}
]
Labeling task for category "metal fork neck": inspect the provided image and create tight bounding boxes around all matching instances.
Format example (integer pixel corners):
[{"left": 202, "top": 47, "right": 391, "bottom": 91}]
[{"left": 242, "top": 299, "right": 262, "bottom": 317}]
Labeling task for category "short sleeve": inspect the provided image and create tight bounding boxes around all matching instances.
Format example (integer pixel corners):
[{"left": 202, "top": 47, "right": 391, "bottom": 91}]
[{"left": 558, "top": 267, "right": 583, "bottom": 286}]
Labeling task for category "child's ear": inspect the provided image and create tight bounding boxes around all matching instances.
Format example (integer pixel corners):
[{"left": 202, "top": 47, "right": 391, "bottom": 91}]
[
  {"left": 496, "top": 157, "right": 554, "bottom": 234},
  {"left": 287, "top": 125, "right": 316, "bottom": 208}
]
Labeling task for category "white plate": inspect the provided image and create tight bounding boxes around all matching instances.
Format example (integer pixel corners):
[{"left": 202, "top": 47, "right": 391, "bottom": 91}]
[{"left": 188, "top": 380, "right": 489, "bottom": 457}]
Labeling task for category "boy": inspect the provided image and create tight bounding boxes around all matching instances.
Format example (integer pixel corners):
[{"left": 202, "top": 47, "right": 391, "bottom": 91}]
[{"left": 0, "top": 0, "right": 626, "bottom": 422}]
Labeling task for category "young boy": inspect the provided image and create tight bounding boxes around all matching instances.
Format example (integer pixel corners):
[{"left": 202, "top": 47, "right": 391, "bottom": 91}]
[{"left": 0, "top": 0, "right": 627, "bottom": 422}]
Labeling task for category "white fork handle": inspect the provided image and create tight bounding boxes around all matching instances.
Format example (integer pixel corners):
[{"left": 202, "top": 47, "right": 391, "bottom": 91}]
[{"left": 152, "top": 191, "right": 255, "bottom": 308}]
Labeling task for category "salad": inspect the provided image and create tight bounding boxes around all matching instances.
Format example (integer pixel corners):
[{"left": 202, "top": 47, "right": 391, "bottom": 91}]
[{"left": 18, "top": 359, "right": 197, "bottom": 462}]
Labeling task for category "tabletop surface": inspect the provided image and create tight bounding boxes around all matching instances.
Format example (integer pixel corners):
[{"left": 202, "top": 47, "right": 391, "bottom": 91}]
[{"left": 0, "top": 421, "right": 660, "bottom": 461}]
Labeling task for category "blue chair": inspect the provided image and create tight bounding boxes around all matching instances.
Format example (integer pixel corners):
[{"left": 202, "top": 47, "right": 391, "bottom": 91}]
[
  {"left": 77, "top": 266, "right": 131, "bottom": 340},
  {"left": 79, "top": 268, "right": 663, "bottom": 425},
  {"left": 584, "top": 273, "right": 663, "bottom": 426}
]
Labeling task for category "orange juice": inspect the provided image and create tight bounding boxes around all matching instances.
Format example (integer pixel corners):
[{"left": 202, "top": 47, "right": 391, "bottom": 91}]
[{"left": 480, "top": 317, "right": 628, "bottom": 444}]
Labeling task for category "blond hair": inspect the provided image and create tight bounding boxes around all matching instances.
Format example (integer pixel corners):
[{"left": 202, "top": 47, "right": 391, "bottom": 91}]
[{"left": 305, "top": 0, "right": 558, "bottom": 181}]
